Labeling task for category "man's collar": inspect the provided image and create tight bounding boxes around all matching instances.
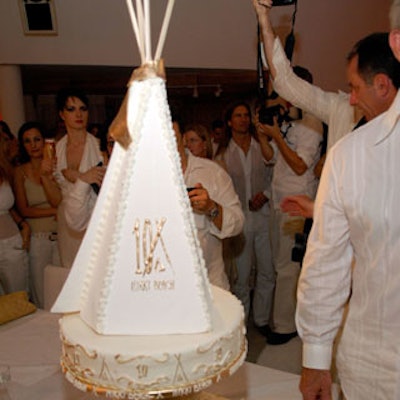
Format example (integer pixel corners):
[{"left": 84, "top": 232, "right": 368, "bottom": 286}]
[{"left": 374, "top": 90, "right": 400, "bottom": 145}]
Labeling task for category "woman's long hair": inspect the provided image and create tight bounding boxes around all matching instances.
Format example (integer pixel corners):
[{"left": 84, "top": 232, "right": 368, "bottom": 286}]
[
  {"left": 183, "top": 123, "right": 213, "bottom": 159},
  {"left": 0, "top": 134, "right": 14, "bottom": 184}
]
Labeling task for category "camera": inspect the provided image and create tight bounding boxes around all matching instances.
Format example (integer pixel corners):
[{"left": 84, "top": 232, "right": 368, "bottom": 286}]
[
  {"left": 291, "top": 232, "right": 308, "bottom": 263},
  {"left": 272, "top": 0, "right": 296, "bottom": 6},
  {"left": 91, "top": 161, "right": 103, "bottom": 195},
  {"left": 258, "top": 104, "right": 285, "bottom": 126},
  {"left": 291, "top": 218, "right": 313, "bottom": 265}
]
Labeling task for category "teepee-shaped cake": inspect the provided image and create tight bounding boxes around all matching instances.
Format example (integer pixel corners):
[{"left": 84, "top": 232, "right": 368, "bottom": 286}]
[
  {"left": 52, "top": 0, "right": 213, "bottom": 335},
  {"left": 52, "top": 4, "right": 246, "bottom": 396}
]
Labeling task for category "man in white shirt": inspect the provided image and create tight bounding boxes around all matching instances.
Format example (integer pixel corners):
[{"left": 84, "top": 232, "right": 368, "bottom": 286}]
[
  {"left": 219, "top": 101, "right": 274, "bottom": 335},
  {"left": 292, "top": 0, "right": 400, "bottom": 398},
  {"left": 173, "top": 119, "right": 245, "bottom": 290},
  {"left": 257, "top": 66, "right": 322, "bottom": 345}
]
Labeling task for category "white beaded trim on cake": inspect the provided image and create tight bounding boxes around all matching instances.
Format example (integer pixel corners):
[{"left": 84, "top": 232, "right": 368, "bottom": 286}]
[
  {"left": 81, "top": 133, "right": 126, "bottom": 311},
  {"left": 95, "top": 79, "right": 151, "bottom": 332},
  {"left": 157, "top": 80, "right": 212, "bottom": 329},
  {"left": 80, "top": 75, "right": 212, "bottom": 332},
  {"left": 159, "top": 84, "right": 212, "bottom": 322}
]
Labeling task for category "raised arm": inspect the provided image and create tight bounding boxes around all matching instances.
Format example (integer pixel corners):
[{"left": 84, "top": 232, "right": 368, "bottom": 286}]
[
  {"left": 252, "top": 0, "right": 277, "bottom": 78},
  {"left": 258, "top": 118, "right": 308, "bottom": 175},
  {"left": 252, "top": 0, "right": 335, "bottom": 126}
]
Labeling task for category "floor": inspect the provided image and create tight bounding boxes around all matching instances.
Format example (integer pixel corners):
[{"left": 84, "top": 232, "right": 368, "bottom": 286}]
[
  {"left": 245, "top": 318, "right": 303, "bottom": 375},
  {"left": 245, "top": 319, "right": 267, "bottom": 363}
]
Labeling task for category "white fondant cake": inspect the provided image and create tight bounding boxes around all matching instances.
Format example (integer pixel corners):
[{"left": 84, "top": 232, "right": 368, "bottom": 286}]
[
  {"left": 59, "top": 286, "right": 246, "bottom": 398},
  {"left": 53, "top": 3, "right": 247, "bottom": 398},
  {"left": 52, "top": 75, "right": 214, "bottom": 335}
]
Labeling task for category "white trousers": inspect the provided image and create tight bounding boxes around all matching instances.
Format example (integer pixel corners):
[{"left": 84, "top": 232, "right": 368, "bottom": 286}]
[
  {"left": 29, "top": 234, "right": 60, "bottom": 308},
  {"left": 232, "top": 225, "right": 274, "bottom": 327},
  {"left": 0, "top": 233, "right": 29, "bottom": 294},
  {"left": 270, "top": 209, "right": 303, "bottom": 333}
]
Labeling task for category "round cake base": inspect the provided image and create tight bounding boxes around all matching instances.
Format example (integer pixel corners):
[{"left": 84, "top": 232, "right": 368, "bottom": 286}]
[{"left": 59, "top": 286, "right": 247, "bottom": 399}]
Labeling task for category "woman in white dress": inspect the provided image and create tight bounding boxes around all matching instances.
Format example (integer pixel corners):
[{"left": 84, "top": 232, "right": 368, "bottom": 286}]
[
  {"left": 14, "top": 122, "right": 62, "bottom": 307},
  {"left": 54, "top": 88, "right": 105, "bottom": 268}
]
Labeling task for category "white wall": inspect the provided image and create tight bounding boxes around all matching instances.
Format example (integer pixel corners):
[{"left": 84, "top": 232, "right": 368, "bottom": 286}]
[{"left": 0, "top": 0, "right": 392, "bottom": 92}]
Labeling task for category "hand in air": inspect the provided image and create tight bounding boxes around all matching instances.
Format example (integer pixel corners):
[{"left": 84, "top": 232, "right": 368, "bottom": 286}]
[
  {"left": 256, "top": 116, "right": 280, "bottom": 142},
  {"left": 280, "top": 194, "right": 314, "bottom": 218},
  {"left": 253, "top": 0, "right": 273, "bottom": 13},
  {"left": 252, "top": 0, "right": 273, "bottom": 30}
]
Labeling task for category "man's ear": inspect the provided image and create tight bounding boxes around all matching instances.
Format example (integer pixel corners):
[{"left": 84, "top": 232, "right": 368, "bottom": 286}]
[
  {"left": 373, "top": 73, "right": 392, "bottom": 98},
  {"left": 389, "top": 29, "right": 400, "bottom": 61}
]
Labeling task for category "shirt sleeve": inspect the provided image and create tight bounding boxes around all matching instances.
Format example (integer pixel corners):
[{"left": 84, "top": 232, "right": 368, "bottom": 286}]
[
  {"left": 208, "top": 165, "right": 244, "bottom": 240},
  {"left": 272, "top": 38, "right": 336, "bottom": 127},
  {"left": 295, "top": 147, "right": 353, "bottom": 370}
]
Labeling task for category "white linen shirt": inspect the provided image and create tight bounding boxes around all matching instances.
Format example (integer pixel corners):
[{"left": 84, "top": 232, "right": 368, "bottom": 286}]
[
  {"left": 272, "top": 38, "right": 362, "bottom": 151},
  {"left": 222, "top": 137, "right": 272, "bottom": 232},
  {"left": 296, "top": 91, "right": 400, "bottom": 398},
  {"left": 270, "top": 113, "right": 322, "bottom": 209},
  {"left": 184, "top": 152, "right": 244, "bottom": 290}
]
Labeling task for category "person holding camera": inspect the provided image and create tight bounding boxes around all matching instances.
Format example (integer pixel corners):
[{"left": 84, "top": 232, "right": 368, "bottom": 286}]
[
  {"left": 253, "top": 0, "right": 400, "bottom": 150},
  {"left": 253, "top": 1, "right": 400, "bottom": 240},
  {"left": 257, "top": 67, "right": 323, "bottom": 345},
  {"left": 173, "top": 117, "right": 245, "bottom": 290}
]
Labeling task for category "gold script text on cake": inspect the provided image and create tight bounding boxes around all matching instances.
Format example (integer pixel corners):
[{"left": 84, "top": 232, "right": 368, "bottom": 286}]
[{"left": 130, "top": 280, "right": 175, "bottom": 291}]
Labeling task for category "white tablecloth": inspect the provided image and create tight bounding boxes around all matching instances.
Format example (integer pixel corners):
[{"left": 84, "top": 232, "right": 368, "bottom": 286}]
[{"left": 0, "top": 311, "right": 339, "bottom": 399}]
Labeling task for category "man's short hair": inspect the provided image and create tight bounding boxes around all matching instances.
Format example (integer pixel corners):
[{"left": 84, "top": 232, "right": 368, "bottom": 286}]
[
  {"left": 211, "top": 119, "right": 224, "bottom": 131},
  {"left": 347, "top": 32, "right": 400, "bottom": 88},
  {"left": 390, "top": 0, "right": 400, "bottom": 30}
]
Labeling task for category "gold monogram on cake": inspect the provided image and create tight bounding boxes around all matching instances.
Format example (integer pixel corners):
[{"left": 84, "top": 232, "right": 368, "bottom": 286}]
[
  {"left": 132, "top": 218, "right": 172, "bottom": 276},
  {"left": 131, "top": 218, "right": 175, "bottom": 292}
]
